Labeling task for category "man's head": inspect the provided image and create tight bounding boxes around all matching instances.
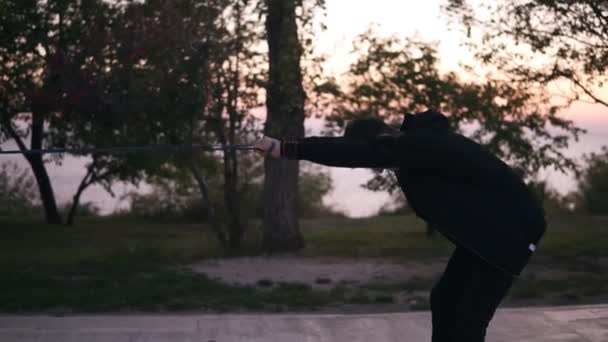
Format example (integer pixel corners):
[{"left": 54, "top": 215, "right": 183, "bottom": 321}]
[
  {"left": 400, "top": 110, "right": 450, "bottom": 132},
  {"left": 344, "top": 117, "right": 399, "bottom": 140},
  {"left": 344, "top": 117, "right": 399, "bottom": 172}
]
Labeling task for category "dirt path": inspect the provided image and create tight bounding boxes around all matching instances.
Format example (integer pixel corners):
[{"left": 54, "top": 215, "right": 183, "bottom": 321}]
[
  {"left": 189, "top": 255, "right": 608, "bottom": 312},
  {"left": 190, "top": 256, "right": 446, "bottom": 288}
]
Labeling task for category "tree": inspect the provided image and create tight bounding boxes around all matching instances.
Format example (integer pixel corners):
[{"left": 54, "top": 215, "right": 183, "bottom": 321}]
[
  {"left": 320, "top": 30, "right": 582, "bottom": 194},
  {"left": 107, "top": 0, "right": 231, "bottom": 243},
  {"left": 0, "top": 0, "right": 118, "bottom": 224},
  {"left": 65, "top": 156, "right": 120, "bottom": 225},
  {"left": 95, "top": 0, "right": 266, "bottom": 247},
  {"left": 261, "top": 0, "right": 308, "bottom": 252},
  {"left": 444, "top": 0, "right": 608, "bottom": 108},
  {"left": 207, "top": 0, "right": 266, "bottom": 248},
  {"left": 127, "top": 162, "right": 221, "bottom": 222},
  {"left": 127, "top": 155, "right": 337, "bottom": 221},
  {"left": 574, "top": 147, "right": 608, "bottom": 215}
]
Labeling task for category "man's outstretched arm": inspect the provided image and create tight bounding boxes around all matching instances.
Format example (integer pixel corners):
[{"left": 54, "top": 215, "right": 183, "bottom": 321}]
[{"left": 255, "top": 136, "right": 400, "bottom": 168}]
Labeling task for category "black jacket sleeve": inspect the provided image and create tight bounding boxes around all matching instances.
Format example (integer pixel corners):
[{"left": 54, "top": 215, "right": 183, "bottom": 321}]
[{"left": 281, "top": 136, "right": 400, "bottom": 168}]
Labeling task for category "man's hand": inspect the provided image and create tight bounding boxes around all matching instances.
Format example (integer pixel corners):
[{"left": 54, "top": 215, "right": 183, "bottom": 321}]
[{"left": 254, "top": 136, "right": 281, "bottom": 158}]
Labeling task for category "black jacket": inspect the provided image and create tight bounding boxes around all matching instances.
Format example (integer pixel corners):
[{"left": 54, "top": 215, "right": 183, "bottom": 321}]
[{"left": 282, "top": 115, "right": 546, "bottom": 276}]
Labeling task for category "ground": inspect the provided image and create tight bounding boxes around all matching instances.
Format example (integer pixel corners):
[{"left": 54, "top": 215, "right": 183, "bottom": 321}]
[
  {"left": 2, "top": 305, "right": 608, "bottom": 341},
  {"left": 189, "top": 254, "right": 608, "bottom": 312},
  {"left": 1, "top": 214, "right": 608, "bottom": 313},
  {"left": 192, "top": 256, "right": 440, "bottom": 287}
]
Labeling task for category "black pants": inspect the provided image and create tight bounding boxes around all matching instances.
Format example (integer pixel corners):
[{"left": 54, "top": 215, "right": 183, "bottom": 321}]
[{"left": 430, "top": 247, "right": 514, "bottom": 342}]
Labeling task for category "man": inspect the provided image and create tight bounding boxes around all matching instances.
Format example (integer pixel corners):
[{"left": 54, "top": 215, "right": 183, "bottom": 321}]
[{"left": 254, "top": 110, "right": 546, "bottom": 342}]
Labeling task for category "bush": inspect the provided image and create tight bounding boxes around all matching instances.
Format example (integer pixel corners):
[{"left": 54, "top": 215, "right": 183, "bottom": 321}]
[
  {"left": 527, "top": 180, "right": 572, "bottom": 214},
  {"left": 248, "top": 165, "right": 345, "bottom": 219},
  {"left": 0, "top": 162, "right": 40, "bottom": 215},
  {"left": 298, "top": 165, "right": 345, "bottom": 218},
  {"left": 59, "top": 201, "right": 100, "bottom": 218},
  {"left": 574, "top": 147, "right": 608, "bottom": 215},
  {"left": 127, "top": 178, "right": 207, "bottom": 222},
  {"left": 125, "top": 163, "right": 343, "bottom": 222}
]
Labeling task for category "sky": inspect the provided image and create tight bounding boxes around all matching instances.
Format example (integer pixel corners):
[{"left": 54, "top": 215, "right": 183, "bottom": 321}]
[
  {"left": 311, "top": 0, "right": 469, "bottom": 78},
  {"left": 2, "top": 0, "right": 608, "bottom": 217},
  {"left": 307, "top": 0, "right": 608, "bottom": 216}
]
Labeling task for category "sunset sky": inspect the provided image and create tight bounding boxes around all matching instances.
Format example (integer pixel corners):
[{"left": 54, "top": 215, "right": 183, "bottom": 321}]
[
  {"left": 2, "top": 0, "right": 607, "bottom": 217},
  {"left": 312, "top": 0, "right": 608, "bottom": 216}
]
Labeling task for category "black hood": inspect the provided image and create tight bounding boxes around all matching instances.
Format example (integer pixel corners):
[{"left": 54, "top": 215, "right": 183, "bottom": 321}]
[{"left": 400, "top": 110, "right": 450, "bottom": 132}]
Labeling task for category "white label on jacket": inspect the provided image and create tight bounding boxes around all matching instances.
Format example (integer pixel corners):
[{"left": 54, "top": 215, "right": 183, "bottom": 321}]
[{"left": 529, "top": 243, "right": 536, "bottom": 252}]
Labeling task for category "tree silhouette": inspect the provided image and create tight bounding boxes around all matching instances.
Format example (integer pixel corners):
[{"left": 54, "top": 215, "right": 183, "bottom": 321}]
[
  {"left": 444, "top": 0, "right": 608, "bottom": 108},
  {"left": 320, "top": 31, "right": 583, "bottom": 193}
]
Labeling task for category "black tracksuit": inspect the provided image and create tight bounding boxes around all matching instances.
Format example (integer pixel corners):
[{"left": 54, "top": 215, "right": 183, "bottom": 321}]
[{"left": 281, "top": 113, "right": 546, "bottom": 341}]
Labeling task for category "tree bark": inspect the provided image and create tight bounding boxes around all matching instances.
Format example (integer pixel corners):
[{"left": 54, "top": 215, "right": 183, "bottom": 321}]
[
  {"left": 30, "top": 109, "right": 62, "bottom": 224},
  {"left": 208, "top": 74, "right": 243, "bottom": 249},
  {"left": 66, "top": 165, "right": 95, "bottom": 226},
  {"left": 224, "top": 88, "right": 242, "bottom": 248},
  {"left": 262, "top": 0, "right": 305, "bottom": 252},
  {"left": 224, "top": 150, "right": 243, "bottom": 248},
  {"left": 188, "top": 160, "right": 229, "bottom": 248},
  {"left": 27, "top": 154, "right": 62, "bottom": 224},
  {"left": 224, "top": 3, "right": 244, "bottom": 249},
  {"left": 2, "top": 111, "right": 62, "bottom": 224}
]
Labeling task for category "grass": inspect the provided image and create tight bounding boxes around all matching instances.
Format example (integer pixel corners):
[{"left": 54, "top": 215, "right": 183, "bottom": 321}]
[
  {"left": 300, "top": 215, "right": 454, "bottom": 259},
  {"left": 509, "top": 273, "right": 608, "bottom": 304},
  {"left": 0, "top": 269, "right": 339, "bottom": 312},
  {"left": 0, "top": 217, "right": 223, "bottom": 269},
  {"left": 1, "top": 213, "right": 607, "bottom": 312}
]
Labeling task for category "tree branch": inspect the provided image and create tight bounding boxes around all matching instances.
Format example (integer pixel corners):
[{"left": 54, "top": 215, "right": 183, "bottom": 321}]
[
  {"left": 570, "top": 76, "right": 608, "bottom": 108},
  {"left": 587, "top": 2, "right": 608, "bottom": 28}
]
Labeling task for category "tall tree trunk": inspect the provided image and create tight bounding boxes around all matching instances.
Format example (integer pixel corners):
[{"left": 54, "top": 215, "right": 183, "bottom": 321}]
[
  {"left": 27, "top": 154, "right": 62, "bottom": 224},
  {"left": 224, "top": 151, "right": 242, "bottom": 248},
  {"left": 262, "top": 0, "right": 305, "bottom": 252},
  {"left": 210, "top": 75, "right": 243, "bottom": 249},
  {"left": 224, "top": 1, "right": 244, "bottom": 249},
  {"left": 66, "top": 165, "right": 95, "bottom": 226},
  {"left": 2, "top": 110, "right": 62, "bottom": 224},
  {"left": 30, "top": 109, "right": 62, "bottom": 224},
  {"left": 66, "top": 180, "right": 87, "bottom": 226},
  {"left": 30, "top": 110, "right": 62, "bottom": 224},
  {"left": 188, "top": 160, "right": 229, "bottom": 248}
]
